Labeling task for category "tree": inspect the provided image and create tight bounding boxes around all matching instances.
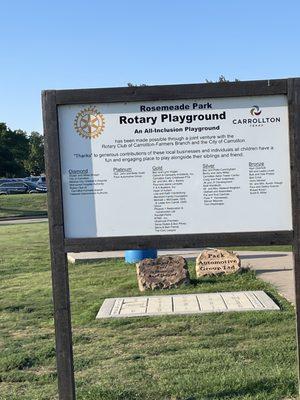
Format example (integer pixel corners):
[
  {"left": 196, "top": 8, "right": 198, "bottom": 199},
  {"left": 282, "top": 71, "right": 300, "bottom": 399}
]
[
  {"left": 0, "top": 123, "right": 29, "bottom": 177},
  {"left": 127, "top": 83, "right": 147, "bottom": 87},
  {"left": 24, "top": 132, "right": 45, "bottom": 175},
  {"left": 205, "top": 75, "right": 240, "bottom": 83},
  {"left": 0, "top": 143, "right": 16, "bottom": 177}
]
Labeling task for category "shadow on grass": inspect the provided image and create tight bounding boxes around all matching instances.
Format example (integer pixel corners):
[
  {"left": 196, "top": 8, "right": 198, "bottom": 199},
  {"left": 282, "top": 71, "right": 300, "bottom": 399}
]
[
  {"left": 0, "top": 206, "right": 46, "bottom": 212},
  {"left": 76, "top": 376, "right": 297, "bottom": 400},
  {"left": 0, "top": 206, "right": 47, "bottom": 218},
  {"left": 256, "top": 268, "right": 293, "bottom": 273},
  {"left": 189, "top": 269, "right": 253, "bottom": 286},
  {"left": 240, "top": 253, "right": 289, "bottom": 259},
  {"left": 203, "top": 377, "right": 296, "bottom": 399}
]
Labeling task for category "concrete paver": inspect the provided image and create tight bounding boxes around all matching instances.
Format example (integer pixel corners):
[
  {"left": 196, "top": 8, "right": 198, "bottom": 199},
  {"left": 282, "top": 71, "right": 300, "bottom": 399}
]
[{"left": 96, "top": 291, "right": 280, "bottom": 319}]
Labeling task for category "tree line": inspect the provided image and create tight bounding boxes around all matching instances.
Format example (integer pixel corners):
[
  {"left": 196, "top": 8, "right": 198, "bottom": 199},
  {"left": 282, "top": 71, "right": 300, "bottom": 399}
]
[{"left": 0, "top": 123, "right": 44, "bottom": 177}]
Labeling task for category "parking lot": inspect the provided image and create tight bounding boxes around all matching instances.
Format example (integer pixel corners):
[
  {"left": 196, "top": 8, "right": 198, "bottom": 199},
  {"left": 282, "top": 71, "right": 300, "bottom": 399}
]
[{"left": 0, "top": 176, "right": 47, "bottom": 195}]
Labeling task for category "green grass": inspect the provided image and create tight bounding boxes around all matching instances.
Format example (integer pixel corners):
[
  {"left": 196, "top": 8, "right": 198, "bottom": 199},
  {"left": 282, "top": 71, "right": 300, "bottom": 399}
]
[
  {"left": 0, "top": 222, "right": 298, "bottom": 400},
  {"left": 0, "top": 193, "right": 48, "bottom": 218},
  {"left": 226, "top": 245, "right": 292, "bottom": 252}
]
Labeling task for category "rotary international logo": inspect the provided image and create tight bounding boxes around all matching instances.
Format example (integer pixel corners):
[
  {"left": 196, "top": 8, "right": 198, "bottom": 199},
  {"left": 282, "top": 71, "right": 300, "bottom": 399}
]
[
  {"left": 250, "top": 105, "right": 262, "bottom": 116},
  {"left": 74, "top": 106, "right": 105, "bottom": 139}
]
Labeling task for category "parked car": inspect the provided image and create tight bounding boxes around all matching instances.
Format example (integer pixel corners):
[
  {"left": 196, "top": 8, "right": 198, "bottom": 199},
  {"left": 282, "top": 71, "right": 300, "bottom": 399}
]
[
  {"left": 0, "top": 181, "right": 32, "bottom": 195},
  {"left": 25, "top": 181, "right": 39, "bottom": 193},
  {"left": 0, "top": 178, "right": 14, "bottom": 184},
  {"left": 23, "top": 176, "right": 40, "bottom": 184},
  {"left": 36, "top": 176, "right": 47, "bottom": 193}
]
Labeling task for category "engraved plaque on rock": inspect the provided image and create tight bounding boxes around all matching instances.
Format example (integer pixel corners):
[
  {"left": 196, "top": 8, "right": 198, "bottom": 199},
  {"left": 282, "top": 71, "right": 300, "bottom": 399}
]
[
  {"left": 136, "top": 255, "right": 190, "bottom": 291},
  {"left": 196, "top": 248, "right": 241, "bottom": 278}
]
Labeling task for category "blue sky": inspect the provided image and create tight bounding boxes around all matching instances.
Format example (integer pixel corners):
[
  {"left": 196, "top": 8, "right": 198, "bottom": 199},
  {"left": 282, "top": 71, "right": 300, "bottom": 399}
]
[{"left": 1, "top": 0, "right": 299, "bottom": 133}]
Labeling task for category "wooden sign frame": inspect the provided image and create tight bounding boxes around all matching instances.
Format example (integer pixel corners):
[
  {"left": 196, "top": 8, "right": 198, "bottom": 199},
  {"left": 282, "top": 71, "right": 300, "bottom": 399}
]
[{"left": 42, "top": 78, "right": 300, "bottom": 400}]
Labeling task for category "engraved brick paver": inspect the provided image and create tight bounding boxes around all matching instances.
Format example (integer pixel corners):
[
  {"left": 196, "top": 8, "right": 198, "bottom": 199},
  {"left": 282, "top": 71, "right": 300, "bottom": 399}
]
[
  {"left": 196, "top": 293, "right": 228, "bottom": 312},
  {"left": 96, "top": 291, "right": 280, "bottom": 319},
  {"left": 173, "top": 295, "right": 199, "bottom": 313},
  {"left": 147, "top": 296, "right": 173, "bottom": 313}
]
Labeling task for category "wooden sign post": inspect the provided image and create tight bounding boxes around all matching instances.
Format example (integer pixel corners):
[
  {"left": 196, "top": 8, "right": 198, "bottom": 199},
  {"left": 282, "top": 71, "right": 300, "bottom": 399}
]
[{"left": 42, "top": 78, "right": 300, "bottom": 400}]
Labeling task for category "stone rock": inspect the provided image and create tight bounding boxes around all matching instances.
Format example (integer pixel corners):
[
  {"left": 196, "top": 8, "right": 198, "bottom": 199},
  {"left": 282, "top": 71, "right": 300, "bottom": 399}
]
[
  {"left": 196, "top": 248, "right": 241, "bottom": 277},
  {"left": 136, "top": 255, "right": 190, "bottom": 291}
]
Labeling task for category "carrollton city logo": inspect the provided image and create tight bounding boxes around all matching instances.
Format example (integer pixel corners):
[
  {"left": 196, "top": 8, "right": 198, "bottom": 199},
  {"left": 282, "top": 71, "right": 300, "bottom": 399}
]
[
  {"left": 74, "top": 106, "right": 105, "bottom": 139},
  {"left": 250, "top": 105, "right": 262, "bottom": 116},
  {"left": 233, "top": 104, "right": 280, "bottom": 126}
]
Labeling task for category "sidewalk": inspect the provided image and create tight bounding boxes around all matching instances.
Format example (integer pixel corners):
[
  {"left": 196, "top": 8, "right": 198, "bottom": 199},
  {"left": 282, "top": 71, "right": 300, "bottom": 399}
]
[
  {"left": 68, "top": 249, "right": 295, "bottom": 305},
  {"left": 239, "top": 251, "right": 294, "bottom": 304},
  {"left": 0, "top": 217, "right": 48, "bottom": 225}
]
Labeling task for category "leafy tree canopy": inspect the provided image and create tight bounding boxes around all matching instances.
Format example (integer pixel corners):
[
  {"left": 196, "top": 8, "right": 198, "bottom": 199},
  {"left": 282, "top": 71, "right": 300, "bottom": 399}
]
[
  {"left": 0, "top": 123, "right": 44, "bottom": 178},
  {"left": 24, "top": 132, "right": 45, "bottom": 176}
]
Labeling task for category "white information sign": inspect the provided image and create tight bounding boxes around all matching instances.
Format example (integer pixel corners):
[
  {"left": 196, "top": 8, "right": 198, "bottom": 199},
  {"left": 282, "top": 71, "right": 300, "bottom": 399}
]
[{"left": 58, "top": 95, "right": 292, "bottom": 238}]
